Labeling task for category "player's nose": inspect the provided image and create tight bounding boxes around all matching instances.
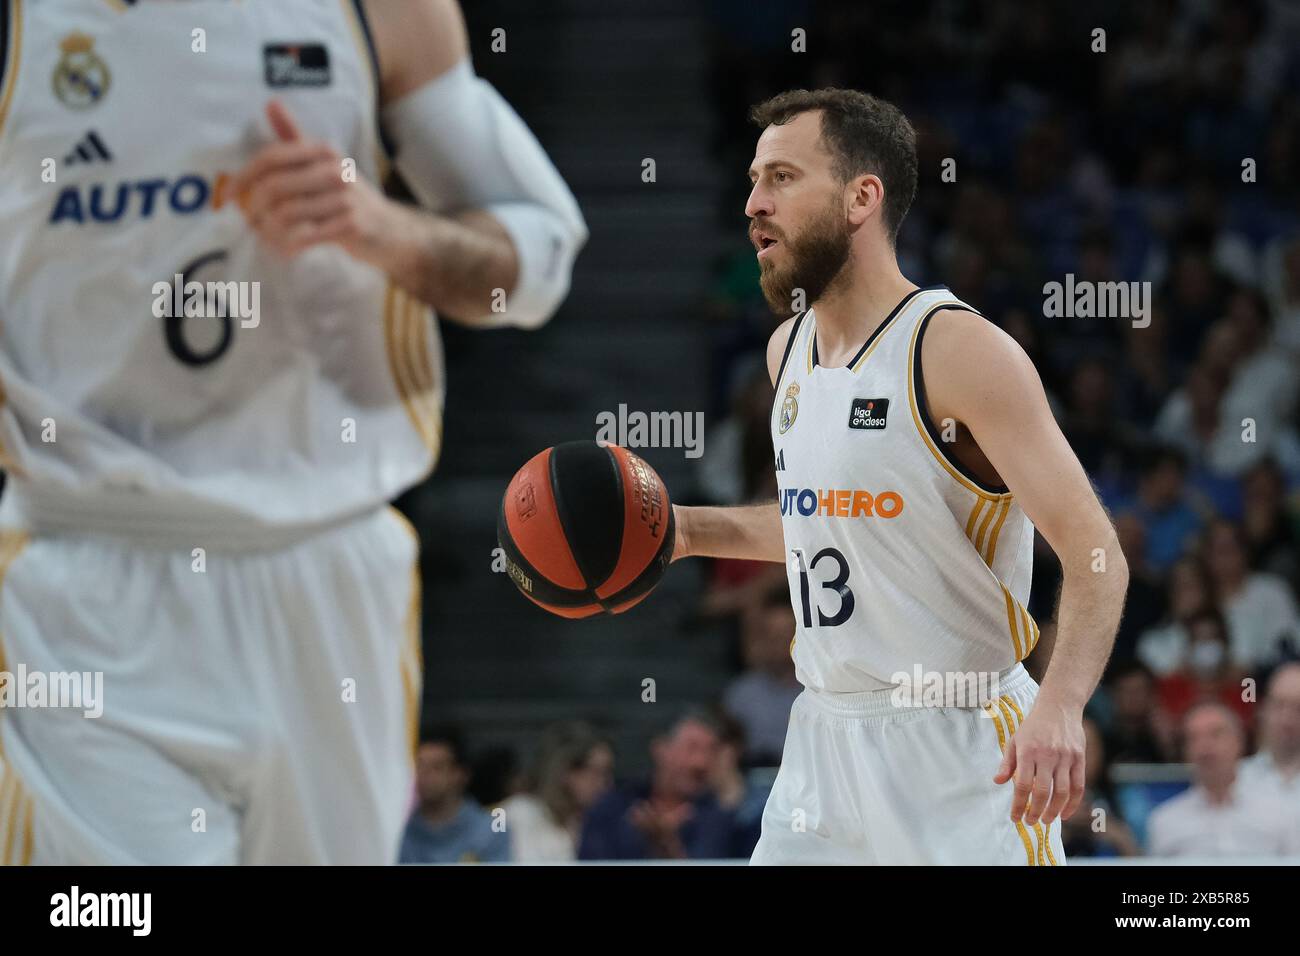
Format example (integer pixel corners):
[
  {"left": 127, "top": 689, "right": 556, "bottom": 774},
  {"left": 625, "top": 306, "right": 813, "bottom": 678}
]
[{"left": 745, "top": 184, "right": 772, "bottom": 220}]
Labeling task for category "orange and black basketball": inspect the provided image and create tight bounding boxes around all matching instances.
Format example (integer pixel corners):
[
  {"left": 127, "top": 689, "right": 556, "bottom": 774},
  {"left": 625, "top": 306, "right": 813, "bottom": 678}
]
[{"left": 498, "top": 441, "right": 675, "bottom": 618}]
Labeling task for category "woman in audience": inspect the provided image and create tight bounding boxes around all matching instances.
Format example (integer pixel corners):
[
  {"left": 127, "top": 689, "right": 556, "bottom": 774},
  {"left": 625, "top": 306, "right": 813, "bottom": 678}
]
[{"left": 503, "top": 722, "right": 614, "bottom": 862}]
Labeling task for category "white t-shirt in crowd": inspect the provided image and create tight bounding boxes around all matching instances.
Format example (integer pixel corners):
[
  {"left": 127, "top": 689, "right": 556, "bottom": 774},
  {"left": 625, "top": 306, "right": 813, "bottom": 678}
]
[
  {"left": 1147, "top": 777, "right": 1300, "bottom": 858},
  {"left": 1224, "top": 574, "right": 1300, "bottom": 669},
  {"left": 1238, "top": 751, "right": 1300, "bottom": 805},
  {"left": 501, "top": 793, "right": 576, "bottom": 863}
]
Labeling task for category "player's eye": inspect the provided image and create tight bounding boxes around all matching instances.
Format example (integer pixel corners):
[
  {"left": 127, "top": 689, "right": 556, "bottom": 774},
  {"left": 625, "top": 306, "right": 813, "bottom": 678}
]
[{"left": 775, "top": 171, "right": 791, "bottom": 183}]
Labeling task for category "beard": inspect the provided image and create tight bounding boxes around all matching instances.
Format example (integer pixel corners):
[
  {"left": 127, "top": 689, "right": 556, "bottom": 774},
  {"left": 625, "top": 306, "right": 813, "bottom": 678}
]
[{"left": 755, "top": 197, "right": 853, "bottom": 317}]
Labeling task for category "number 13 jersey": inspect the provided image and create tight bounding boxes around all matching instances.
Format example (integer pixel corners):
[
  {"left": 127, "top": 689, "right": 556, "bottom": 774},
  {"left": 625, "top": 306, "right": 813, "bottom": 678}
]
[{"left": 771, "top": 286, "right": 1038, "bottom": 694}]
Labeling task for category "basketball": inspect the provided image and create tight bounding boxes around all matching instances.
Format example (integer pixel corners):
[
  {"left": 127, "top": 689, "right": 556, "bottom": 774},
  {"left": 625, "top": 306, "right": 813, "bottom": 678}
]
[{"left": 498, "top": 441, "right": 675, "bottom": 618}]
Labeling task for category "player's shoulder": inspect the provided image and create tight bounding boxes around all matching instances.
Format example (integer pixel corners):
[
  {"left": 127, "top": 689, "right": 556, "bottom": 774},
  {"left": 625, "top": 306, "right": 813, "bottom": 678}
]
[
  {"left": 921, "top": 306, "right": 1033, "bottom": 380},
  {"left": 766, "top": 313, "right": 805, "bottom": 386},
  {"left": 365, "top": 0, "right": 469, "bottom": 101}
]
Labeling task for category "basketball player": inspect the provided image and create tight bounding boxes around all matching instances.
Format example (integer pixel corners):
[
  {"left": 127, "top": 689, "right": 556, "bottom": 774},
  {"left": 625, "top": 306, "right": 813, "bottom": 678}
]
[
  {"left": 0, "top": 0, "right": 585, "bottom": 863},
  {"left": 672, "top": 90, "right": 1128, "bottom": 864}
]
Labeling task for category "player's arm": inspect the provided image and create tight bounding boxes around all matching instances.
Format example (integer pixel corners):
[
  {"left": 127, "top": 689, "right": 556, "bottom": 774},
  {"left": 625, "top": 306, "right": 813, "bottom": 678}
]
[
  {"left": 366, "top": 0, "right": 587, "bottom": 327},
  {"left": 232, "top": 0, "right": 586, "bottom": 329},
  {"left": 671, "top": 317, "right": 794, "bottom": 564},
  {"left": 923, "top": 310, "right": 1129, "bottom": 828}
]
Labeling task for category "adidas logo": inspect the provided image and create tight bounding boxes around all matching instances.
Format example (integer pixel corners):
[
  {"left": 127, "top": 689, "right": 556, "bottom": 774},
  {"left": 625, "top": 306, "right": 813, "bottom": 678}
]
[{"left": 63, "top": 131, "right": 112, "bottom": 166}]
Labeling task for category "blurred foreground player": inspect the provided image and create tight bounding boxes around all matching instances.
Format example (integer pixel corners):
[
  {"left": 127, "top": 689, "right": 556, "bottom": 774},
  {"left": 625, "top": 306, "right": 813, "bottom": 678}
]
[
  {"left": 0, "top": 0, "right": 585, "bottom": 863},
  {"left": 672, "top": 90, "right": 1127, "bottom": 864}
]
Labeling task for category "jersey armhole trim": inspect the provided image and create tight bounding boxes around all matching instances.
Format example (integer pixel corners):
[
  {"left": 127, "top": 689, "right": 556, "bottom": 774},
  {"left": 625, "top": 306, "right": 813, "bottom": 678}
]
[
  {"left": 0, "top": 0, "right": 21, "bottom": 146},
  {"left": 341, "top": 0, "right": 397, "bottom": 164},
  {"left": 907, "top": 305, "right": 1013, "bottom": 500},
  {"left": 773, "top": 312, "right": 806, "bottom": 390}
]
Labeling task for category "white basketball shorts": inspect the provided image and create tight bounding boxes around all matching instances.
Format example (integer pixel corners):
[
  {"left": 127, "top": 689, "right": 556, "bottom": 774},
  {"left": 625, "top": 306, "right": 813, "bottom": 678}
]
[
  {"left": 0, "top": 501, "right": 421, "bottom": 865},
  {"left": 750, "top": 663, "right": 1066, "bottom": 865}
]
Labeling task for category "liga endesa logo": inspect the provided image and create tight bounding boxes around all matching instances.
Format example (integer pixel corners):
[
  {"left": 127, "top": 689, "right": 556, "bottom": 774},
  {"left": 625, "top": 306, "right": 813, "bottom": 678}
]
[{"left": 779, "top": 487, "right": 904, "bottom": 519}]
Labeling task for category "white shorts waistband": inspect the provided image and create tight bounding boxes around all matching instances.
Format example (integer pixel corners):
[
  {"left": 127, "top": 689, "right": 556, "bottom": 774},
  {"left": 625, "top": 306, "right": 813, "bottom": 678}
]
[
  {"left": 0, "top": 481, "right": 375, "bottom": 553},
  {"left": 800, "top": 663, "right": 1036, "bottom": 719}
]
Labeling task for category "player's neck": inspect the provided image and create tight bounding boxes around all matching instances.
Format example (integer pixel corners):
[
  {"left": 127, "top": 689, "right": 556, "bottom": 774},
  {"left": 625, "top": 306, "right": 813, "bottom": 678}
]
[{"left": 809, "top": 254, "right": 916, "bottom": 368}]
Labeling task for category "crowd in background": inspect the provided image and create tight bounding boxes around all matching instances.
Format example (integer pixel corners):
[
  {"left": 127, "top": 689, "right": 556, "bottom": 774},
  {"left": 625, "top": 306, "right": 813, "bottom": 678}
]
[{"left": 401, "top": 0, "right": 1300, "bottom": 863}]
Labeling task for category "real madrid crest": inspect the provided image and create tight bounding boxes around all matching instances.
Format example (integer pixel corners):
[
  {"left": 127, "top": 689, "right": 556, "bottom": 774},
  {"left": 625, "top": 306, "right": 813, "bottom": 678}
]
[
  {"left": 778, "top": 382, "right": 800, "bottom": 434},
  {"left": 53, "top": 33, "right": 111, "bottom": 110}
]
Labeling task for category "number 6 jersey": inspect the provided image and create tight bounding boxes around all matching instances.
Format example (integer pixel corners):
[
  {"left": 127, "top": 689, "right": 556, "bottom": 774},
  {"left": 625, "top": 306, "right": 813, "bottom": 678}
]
[
  {"left": 0, "top": 0, "right": 442, "bottom": 545},
  {"left": 771, "top": 286, "right": 1038, "bottom": 693}
]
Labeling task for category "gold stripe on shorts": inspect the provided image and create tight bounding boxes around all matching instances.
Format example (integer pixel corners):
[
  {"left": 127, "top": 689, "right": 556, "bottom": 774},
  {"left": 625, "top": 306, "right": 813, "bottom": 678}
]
[
  {"left": 1002, "top": 695, "right": 1059, "bottom": 866},
  {"left": 984, "top": 701, "right": 1035, "bottom": 865}
]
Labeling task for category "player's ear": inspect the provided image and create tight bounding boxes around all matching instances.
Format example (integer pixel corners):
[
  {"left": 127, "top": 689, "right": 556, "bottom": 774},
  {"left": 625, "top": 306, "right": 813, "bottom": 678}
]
[{"left": 846, "top": 173, "right": 882, "bottom": 228}]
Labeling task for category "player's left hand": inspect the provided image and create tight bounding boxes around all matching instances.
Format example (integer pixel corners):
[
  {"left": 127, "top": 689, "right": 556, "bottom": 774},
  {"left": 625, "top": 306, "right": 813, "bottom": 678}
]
[
  {"left": 993, "top": 694, "right": 1086, "bottom": 826},
  {"left": 231, "top": 101, "right": 392, "bottom": 260}
]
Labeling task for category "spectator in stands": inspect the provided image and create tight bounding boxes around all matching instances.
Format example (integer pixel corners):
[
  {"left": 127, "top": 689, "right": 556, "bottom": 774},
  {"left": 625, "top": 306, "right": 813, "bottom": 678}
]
[
  {"left": 1239, "top": 662, "right": 1300, "bottom": 805},
  {"left": 399, "top": 724, "right": 508, "bottom": 864},
  {"left": 1101, "top": 660, "right": 1174, "bottom": 763},
  {"left": 1058, "top": 357, "right": 1129, "bottom": 482},
  {"left": 578, "top": 709, "right": 739, "bottom": 860},
  {"left": 1112, "top": 513, "right": 1167, "bottom": 663},
  {"left": 1241, "top": 458, "right": 1300, "bottom": 594},
  {"left": 697, "top": 361, "right": 774, "bottom": 506},
  {"left": 467, "top": 744, "right": 521, "bottom": 810},
  {"left": 1136, "top": 555, "right": 1217, "bottom": 677},
  {"left": 502, "top": 721, "right": 613, "bottom": 862},
  {"left": 1153, "top": 357, "right": 1230, "bottom": 479},
  {"left": 1205, "top": 518, "right": 1300, "bottom": 669},
  {"left": 722, "top": 583, "right": 801, "bottom": 765},
  {"left": 1147, "top": 702, "right": 1299, "bottom": 857},
  {"left": 1116, "top": 447, "right": 1204, "bottom": 574},
  {"left": 1155, "top": 608, "right": 1254, "bottom": 731},
  {"left": 1215, "top": 289, "right": 1300, "bottom": 476},
  {"left": 1060, "top": 718, "right": 1141, "bottom": 858},
  {"left": 710, "top": 713, "right": 768, "bottom": 857}
]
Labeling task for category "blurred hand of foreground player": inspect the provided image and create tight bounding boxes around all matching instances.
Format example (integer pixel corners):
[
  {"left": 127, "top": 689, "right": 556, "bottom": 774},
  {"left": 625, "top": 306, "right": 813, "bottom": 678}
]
[
  {"left": 993, "top": 694, "right": 1086, "bottom": 827},
  {"left": 232, "top": 101, "right": 394, "bottom": 261}
]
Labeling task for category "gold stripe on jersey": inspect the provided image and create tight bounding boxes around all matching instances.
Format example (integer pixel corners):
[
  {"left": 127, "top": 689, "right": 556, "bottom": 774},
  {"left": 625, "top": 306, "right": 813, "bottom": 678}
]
[
  {"left": 849, "top": 309, "right": 909, "bottom": 372},
  {"left": 974, "top": 496, "right": 999, "bottom": 555},
  {"left": 1002, "top": 585, "right": 1023, "bottom": 660},
  {"left": 384, "top": 284, "right": 442, "bottom": 462},
  {"left": 998, "top": 582, "right": 1038, "bottom": 662},
  {"left": 805, "top": 316, "right": 816, "bottom": 374},
  {"left": 1, "top": 774, "right": 33, "bottom": 865},
  {"left": 905, "top": 315, "right": 1014, "bottom": 504},
  {"left": 984, "top": 701, "right": 1036, "bottom": 865},
  {"left": 400, "top": 558, "right": 422, "bottom": 761},
  {"left": 0, "top": 0, "right": 22, "bottom": 144},
  {"left": 964, "top": 497, "right": 1010, "bottom": 567},
  {"left": 0, "top": 762, "right": 32, "bottom": 865},
  {"left": 1003, "top": 695, "right": 1059, "bottom": 866},
  {"left": 338, "top": 0, "right": 391, "bottom": 184},
  {"left": 965, "top": 498, "right": 985, "bottom": 540},
  {"left": 984, "top": 496, "right": 1012, "bottom": 565}
]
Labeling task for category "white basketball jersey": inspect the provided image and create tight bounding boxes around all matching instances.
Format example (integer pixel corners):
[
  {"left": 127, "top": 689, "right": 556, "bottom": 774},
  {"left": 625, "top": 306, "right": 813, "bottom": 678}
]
[
  {"left": 0, "top": 0, "right": 442, "bottom": 541},
  {"left": 772, "top": 286, "right": 1039, "bottom": 693}
]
